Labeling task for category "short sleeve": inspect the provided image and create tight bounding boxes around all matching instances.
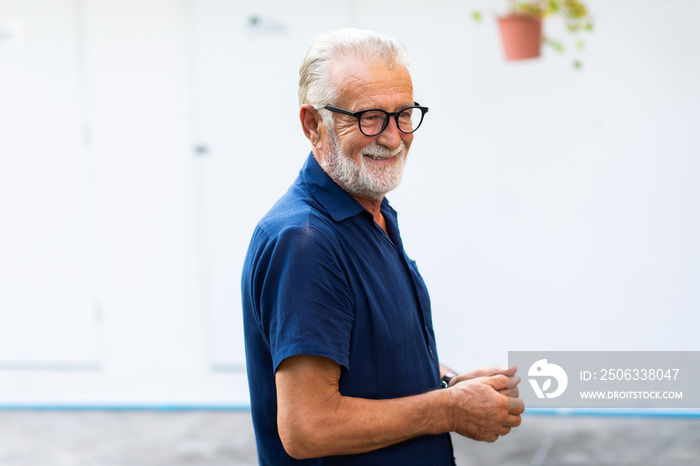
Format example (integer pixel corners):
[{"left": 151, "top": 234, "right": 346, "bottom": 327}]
[{"left": 249, "top": 219, "right": 354, "bottom": 372}]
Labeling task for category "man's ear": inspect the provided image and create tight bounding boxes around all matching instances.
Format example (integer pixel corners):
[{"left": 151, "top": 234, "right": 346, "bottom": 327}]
[{"left": 300, "top": 104, "right": 324, "bottom": 149}]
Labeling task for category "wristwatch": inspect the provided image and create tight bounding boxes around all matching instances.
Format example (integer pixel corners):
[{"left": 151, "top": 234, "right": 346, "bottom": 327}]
[{"left": 440, "top": 371, "right": 458, "bottom": 388}]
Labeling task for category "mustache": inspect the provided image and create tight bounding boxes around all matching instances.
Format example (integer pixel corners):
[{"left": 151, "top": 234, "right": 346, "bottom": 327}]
[{"left": 360, "top": 141, "right": 406, "bottom": 159}]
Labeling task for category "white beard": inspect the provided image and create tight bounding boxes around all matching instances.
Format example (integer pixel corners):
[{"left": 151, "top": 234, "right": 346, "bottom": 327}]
[{"left": 320, "top": 129, "right": 407, "bottom": 201}]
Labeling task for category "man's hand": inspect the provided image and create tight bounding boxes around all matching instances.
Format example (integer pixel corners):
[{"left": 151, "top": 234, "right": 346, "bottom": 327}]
[
  {"left": 445, "top": 365, "right": 521, "bottom": 398},
  {"left": 447, "top": 372, "right": 524, "bottom": 442}
]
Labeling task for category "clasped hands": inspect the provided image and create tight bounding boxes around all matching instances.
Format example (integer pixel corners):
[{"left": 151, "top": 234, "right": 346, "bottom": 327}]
[{"left": 444, "top": 366, "right": 525, "bottom": 443}]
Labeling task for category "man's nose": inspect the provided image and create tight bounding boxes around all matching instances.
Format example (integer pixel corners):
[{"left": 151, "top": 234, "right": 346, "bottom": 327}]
[{"left": 376, "top": 116, "right": 406, "bottom": 150}]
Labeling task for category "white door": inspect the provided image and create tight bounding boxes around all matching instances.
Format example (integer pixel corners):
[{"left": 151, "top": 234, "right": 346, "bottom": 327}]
[{"left": 0, "top": 0, "right": 100, "bottom": 372}]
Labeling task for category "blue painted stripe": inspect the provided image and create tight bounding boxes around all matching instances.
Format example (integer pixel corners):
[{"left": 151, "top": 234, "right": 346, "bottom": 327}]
[
  {"left": 1, "top": 405, "right": 699, "bottom": 418},
  {"left": 0, "top": 405, "right": 252, "bottom": 412}
]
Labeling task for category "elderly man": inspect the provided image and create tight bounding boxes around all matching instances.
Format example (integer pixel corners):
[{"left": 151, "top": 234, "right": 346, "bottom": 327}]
[{"left": 241, "top": 29, "right": 524, "bottom": 465}]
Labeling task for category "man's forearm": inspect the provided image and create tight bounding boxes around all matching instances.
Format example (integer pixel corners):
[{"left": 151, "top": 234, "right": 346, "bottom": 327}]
[{"left": 278, "top": 381, "right": 454, "bottom": 459}]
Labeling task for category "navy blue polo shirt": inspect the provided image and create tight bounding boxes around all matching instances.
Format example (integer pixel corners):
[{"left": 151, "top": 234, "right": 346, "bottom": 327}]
[{"left": 241, "top": 153, "right": 455, "bottom": 465}]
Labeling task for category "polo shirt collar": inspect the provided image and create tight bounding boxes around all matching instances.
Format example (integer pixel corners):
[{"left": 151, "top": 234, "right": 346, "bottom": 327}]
[{"left": 300, "top": 152, "right": 395, "bottom": 223}]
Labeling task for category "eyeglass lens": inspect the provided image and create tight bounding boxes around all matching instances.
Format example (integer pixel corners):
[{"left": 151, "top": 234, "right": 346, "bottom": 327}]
[{"left": 359, "top": 107, "right": 424, "bottom": 136}]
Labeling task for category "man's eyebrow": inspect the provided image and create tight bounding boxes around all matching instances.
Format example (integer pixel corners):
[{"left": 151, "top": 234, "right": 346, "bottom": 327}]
[{"left": 354, "top": 102, "right": 417, "bottom": 112}]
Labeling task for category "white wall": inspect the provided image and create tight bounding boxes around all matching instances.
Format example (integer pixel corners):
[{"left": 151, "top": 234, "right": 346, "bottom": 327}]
[
  {"left": 0, "top": 0, "right": 697, "bottom": 406},
  {"left": 384, "top": 0, "right": 700, "bottom": 371}
]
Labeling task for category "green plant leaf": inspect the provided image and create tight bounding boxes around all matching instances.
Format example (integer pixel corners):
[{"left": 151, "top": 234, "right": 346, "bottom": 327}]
[{"left": 545, "top": 37, "right": 566, "bottom": 54}]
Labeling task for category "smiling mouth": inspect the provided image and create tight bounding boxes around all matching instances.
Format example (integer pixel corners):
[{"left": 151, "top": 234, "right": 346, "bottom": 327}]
[
  {"left": 364, "top": 153, "right": 397, "bottom": 161},
  {"left": 360, "top": 141, "right": 406, "bottom": 161}
]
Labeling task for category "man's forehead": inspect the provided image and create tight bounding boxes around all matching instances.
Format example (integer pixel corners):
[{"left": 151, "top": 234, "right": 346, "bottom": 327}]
[{"left": 330, "top": 59, "right": 413, "bottom": 109}]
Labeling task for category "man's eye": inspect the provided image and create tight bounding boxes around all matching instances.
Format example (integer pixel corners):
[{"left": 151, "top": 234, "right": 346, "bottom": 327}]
[
  {"left": 361, "top": 112, "right": 384, "bottom": 123},
  {"left": 398, "top": 110, "right": 412, "bottom": 121}
]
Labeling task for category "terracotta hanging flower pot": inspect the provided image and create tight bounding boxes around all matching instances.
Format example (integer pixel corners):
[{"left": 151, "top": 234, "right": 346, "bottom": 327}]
[{"left": 497, "top": 14, "right": 543, "bottom": 61}]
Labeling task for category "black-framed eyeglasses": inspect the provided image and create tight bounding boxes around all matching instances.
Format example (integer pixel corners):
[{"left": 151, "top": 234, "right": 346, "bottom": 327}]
[{"left": 323, "top": 102, "right": 429, "bottom": 137}]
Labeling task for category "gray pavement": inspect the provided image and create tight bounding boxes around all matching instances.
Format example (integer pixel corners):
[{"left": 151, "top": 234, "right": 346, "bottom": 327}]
[{"left": 0, "top": 410, "right": 698, "bottom": 465}]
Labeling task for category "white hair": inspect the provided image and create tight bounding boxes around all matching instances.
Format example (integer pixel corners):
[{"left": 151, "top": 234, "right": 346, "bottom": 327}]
[{"left": 298, "top": 28, "right": 410, "bottom": 111}]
